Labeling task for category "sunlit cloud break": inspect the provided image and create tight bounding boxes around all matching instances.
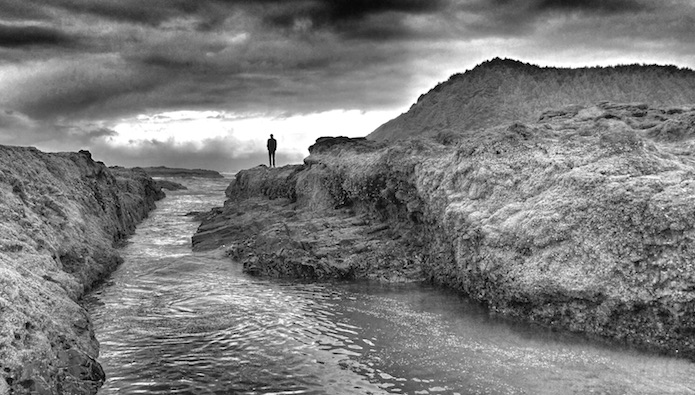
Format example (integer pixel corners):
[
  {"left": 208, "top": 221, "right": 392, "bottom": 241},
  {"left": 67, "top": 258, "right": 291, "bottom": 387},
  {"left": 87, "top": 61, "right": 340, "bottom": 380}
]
[{"left": 90, "top": 109, "right": 399, "bottom": 171}]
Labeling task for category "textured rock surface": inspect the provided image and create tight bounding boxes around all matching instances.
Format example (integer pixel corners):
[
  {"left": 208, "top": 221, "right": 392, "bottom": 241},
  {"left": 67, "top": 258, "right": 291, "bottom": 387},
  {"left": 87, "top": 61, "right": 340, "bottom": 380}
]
[
  {"left": 192, "top": 162, "right": 423, "bottom": 282},
  {"left": 194, "top": 103, "right": 695, "bottom": 359},
  {"left": 0, "top": 146, "right": 163, "bottom": 394}
]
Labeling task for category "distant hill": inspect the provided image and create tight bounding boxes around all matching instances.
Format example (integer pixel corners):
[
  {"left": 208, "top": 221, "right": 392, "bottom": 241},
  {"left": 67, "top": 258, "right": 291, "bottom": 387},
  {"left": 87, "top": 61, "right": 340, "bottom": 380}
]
[
  {"left": 135, "top": 166, "right": 223, "bottom": 178},
  {"left": 368, "top": 58, "right": 695, "bottom": 141}
]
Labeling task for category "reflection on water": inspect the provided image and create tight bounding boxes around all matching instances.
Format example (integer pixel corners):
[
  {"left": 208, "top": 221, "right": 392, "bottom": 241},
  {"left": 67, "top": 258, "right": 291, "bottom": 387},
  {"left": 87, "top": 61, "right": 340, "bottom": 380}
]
[{"left": 86, "top": 178, "right": 695, "bottom": 395}]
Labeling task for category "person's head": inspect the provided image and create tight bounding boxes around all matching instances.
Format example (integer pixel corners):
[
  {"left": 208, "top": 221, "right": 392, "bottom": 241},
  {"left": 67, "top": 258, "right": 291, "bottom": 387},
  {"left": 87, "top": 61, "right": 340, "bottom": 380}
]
[{"left": 270, "top": 134, "right": 274, "bottom": 138}]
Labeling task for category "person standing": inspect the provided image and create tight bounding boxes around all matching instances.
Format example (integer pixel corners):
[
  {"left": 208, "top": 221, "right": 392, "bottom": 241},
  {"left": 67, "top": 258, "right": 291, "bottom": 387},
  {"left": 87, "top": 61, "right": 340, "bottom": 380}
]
[{"left": 267, "top": 134, "right": 277, "bottom": 167}]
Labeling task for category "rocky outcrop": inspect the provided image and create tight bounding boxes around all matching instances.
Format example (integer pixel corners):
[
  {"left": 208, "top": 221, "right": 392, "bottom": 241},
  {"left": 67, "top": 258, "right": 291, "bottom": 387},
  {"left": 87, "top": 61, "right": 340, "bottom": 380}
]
[
  {"left": 193, "top": 103, "right": 695, "bottom": 359},
  {"left": 369, "top": 58, "right": 695, "bottom": 141},
  {"left": 0, "top": 146, "right": 164, "bottom": 395},
  {"left": 154, "top": 179, "right": 188, "bottom": 191},
  {"left": 192, "top": 161, "right": 423, "bottom": 281}
]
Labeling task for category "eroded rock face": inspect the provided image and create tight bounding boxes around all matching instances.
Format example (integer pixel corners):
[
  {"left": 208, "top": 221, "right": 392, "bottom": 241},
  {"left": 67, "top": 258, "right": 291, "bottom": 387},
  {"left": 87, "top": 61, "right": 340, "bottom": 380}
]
[
  {"left": 193, "top": 103, "right": 695, "bottom": 359},
  {"left": 0, "top": 146, "right": 163, "bottom": 394}
]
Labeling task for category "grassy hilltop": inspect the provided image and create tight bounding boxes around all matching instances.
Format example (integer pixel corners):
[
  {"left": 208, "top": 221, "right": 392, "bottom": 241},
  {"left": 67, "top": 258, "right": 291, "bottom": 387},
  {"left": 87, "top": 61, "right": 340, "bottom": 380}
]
[{"left": 370, "top": 58, "right": 695, "bottom": 141}]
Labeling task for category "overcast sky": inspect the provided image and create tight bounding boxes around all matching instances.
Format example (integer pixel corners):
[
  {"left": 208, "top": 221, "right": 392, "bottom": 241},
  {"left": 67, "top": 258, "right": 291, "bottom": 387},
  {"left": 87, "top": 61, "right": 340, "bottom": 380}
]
[{"left": 1, "top": 0, "right": 694, "bottom": 172}]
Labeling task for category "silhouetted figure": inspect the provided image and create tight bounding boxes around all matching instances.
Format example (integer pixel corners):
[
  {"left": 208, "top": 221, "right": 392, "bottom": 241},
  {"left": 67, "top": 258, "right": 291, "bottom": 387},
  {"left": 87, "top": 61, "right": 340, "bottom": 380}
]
[{"left": 267, "top": 134, "right": 277, "bottom": 167}]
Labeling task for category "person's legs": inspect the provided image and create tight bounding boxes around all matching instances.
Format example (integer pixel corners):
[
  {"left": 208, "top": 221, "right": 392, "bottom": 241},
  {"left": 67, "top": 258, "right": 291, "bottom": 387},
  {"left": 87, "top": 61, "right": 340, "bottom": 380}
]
[
  {"left": 271, "top": 152, "right": 275, "bottom": 167},
  {"left": 268, "top": 151, "right": 272, "bottom": 167}
]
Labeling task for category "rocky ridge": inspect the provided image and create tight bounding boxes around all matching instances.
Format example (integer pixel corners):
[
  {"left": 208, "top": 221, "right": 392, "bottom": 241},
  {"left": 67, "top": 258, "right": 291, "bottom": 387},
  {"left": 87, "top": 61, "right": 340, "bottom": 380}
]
[
  {"left": 193, "top": 103, "right": 695, "bottom": 359},
  {"left": 369, "top": 58, "right": 695, "bottom": 141},
  {"left": 0, "top": 146, "right": 164, "bottom": 394}
]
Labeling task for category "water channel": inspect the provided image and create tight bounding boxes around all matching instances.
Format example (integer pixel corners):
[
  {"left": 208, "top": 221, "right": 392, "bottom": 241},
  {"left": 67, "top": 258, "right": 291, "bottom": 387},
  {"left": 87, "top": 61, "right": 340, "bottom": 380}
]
[{"left": 86, "top": 177, "right": 695, "bottom": 394}]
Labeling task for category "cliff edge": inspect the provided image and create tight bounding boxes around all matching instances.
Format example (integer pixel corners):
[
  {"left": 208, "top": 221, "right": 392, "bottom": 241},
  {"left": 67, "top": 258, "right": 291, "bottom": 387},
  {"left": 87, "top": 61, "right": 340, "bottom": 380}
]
[
  {"left": 193, "top": 103, "right": 695, "bottom": 359},
  {"left": 0, "top": 146, "right": 164, "bottom": 394}
]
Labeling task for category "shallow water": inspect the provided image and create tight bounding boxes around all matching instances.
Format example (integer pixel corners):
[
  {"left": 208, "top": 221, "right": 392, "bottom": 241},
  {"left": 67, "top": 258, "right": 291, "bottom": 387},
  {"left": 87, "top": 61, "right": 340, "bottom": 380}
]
[{"left": 86, "top": 178, "right": 695, "bottom": 394}]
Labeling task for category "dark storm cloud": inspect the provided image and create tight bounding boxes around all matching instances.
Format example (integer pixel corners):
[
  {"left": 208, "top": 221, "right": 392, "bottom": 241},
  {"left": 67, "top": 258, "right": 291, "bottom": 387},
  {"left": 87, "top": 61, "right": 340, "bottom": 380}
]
[
  {"left": 82, "top": 127, "right": 117, "bottom": 140},
  {"left": 262, "top": 0, "right": 446, "bottom": 26},
  {"left": 255, "top": 0, "right": 449, "bottom": 41},
  {"left": 0, "top": 24, "right": 77, "bottom": 48},
  {"left": 454, "top": 0, "right": 672, "bottom": 39},
  {"left": 1, "top": 0, "right": 419, "bottom": 123},
  {"left": 11, "top": 0, "right": 447, "bottom": 37},
  {"left": 533, "top": 0, "right": 649, "bottom": 14},
  {"left": 0, "top": 109, "right": 35, "bottom": 134},
  {"left": 2, "top": 58, "right": 168, "bottom": 121},
  {"left": 0, "top": 108, "right": 117, "bottom": 149},
  {"left": 44, "top": 0, "right": 204, "bottom": 26},
  {"left": 3, "top": 0, "right": 692, "bottom": 124},
  {"left": 313, "top": 0, "right": 446, "bottom": 21},
  {"left": 0, "top": 0, "right": 423, "bottom": 120},
  {"left": 0, "top": 0, "right": 51, "bottom": 20}
]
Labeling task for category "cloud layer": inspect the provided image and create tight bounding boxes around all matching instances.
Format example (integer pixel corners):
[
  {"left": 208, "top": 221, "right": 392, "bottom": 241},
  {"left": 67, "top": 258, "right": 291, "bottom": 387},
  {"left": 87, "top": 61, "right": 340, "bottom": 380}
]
[{"left": 1, "top": 0, "right": 694, "bottom": 171}]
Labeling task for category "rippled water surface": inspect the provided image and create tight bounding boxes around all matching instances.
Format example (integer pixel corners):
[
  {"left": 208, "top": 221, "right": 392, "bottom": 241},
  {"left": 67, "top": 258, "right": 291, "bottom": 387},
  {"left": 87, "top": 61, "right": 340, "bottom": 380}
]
[{"left": 86, "top": 177, "right": 695, "bottom": 394}]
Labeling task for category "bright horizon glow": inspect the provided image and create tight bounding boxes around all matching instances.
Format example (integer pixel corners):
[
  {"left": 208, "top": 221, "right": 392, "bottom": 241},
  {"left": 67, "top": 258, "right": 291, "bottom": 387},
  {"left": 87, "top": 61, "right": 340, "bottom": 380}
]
[{"left": 103, "top": 109, "right": 400, "bottom": 170}]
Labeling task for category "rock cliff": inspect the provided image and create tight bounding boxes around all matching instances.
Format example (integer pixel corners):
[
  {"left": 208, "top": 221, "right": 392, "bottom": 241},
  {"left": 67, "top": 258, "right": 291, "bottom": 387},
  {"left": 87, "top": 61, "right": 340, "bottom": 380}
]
[
  {"left": 193, "top": 103, "right": 695, "bottom": 359},
  {"left": 0, "top": 146, "right": 164, "bottom": 394}
]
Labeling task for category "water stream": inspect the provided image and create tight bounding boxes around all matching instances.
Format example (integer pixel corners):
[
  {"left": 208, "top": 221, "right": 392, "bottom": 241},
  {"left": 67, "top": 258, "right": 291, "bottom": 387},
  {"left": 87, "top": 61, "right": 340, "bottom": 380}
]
[{"left": 86, "top": 177, "right": 695, "bottom": 394}]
